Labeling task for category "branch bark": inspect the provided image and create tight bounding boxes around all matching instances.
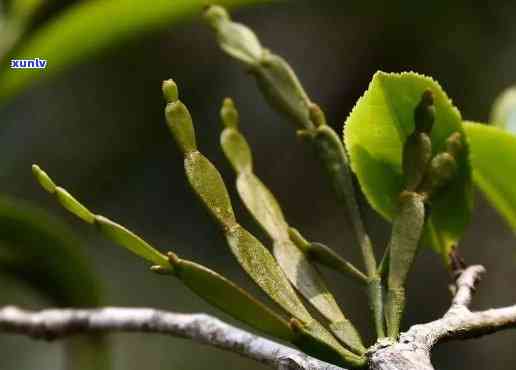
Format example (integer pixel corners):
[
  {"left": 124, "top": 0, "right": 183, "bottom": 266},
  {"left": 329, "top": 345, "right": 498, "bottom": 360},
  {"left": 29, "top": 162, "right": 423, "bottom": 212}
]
[
  {"left": 0, "top": 306, "right": 342, "bottom": 370},
  {"left": 0, "top": 266, "right": 515, "bottom": 370}
]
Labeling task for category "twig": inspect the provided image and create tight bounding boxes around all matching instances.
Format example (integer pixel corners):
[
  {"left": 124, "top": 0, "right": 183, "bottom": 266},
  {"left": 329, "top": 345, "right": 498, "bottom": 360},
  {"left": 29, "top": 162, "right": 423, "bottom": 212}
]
[
  {"left": 0, "top": 306, "right": 344, "bottom": 370},
  {"left": 1, "top": 267, "right": 515, "bottom": 370},
  {"left": 450, "top": 265, "right": 486, "bottom": 309}
]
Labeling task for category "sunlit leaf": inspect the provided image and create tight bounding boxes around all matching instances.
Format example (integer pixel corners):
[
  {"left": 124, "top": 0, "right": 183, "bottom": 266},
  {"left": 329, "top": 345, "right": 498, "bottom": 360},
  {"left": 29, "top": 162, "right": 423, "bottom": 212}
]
[
  {"left": 344, "top": 71, "right": 473, "bottom": 262},
  {"left": 490, "top": 86, "right": 516, "bottom": 133},
  {"left": 464, "top": 121, "right": 516, "bottom": 231}
]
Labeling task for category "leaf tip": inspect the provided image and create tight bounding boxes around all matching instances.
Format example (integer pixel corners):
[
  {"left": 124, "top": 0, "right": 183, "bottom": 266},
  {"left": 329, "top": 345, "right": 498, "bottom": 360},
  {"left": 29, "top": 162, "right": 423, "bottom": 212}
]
[
  {"left": 220, "top": 97, "right": 239, "bottom": 129},
  {"left": 32, "top": 164, "right": 56, "bottom": 194},
  {"left": 203, "top": 4, "right": 230, "bottom": 28},
  {"left": 162, "top": 79, "right": 179, "bottom": 103}
]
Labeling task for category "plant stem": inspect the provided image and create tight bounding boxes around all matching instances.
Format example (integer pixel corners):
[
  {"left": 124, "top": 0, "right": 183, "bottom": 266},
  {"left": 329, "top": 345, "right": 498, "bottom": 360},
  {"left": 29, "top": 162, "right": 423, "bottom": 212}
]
[{"left": 308, "top": 124, "right": 384, "bottom": 337}]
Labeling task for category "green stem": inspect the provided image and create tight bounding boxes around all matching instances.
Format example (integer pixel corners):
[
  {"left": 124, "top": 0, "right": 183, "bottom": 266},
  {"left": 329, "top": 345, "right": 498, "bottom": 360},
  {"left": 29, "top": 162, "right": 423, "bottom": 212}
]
[
  {"left": 377, "top": 245, "right": 390, "bottom": 279},
  {"left": 308, "top": 124, "right": 384, "bottom": 337},
  {"left": 308, "top": 242, "right": 369, "bottom": 286}
]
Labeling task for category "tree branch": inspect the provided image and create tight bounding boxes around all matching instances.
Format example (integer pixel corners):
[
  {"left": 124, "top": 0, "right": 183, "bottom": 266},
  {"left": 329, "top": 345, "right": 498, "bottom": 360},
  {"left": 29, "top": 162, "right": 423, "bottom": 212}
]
[
  {"left": 1, "top": 266, "right": 515, "bottom": 370},
  {"left": 370, "top": 265, "right": 516, "bottom": 370},
  {"left": 0, "top": 306, "right": 344, "bottom": 370},
  {"left": 404, "top": 265, "right": 516, "bottom": 347},
  {"left": 450, "top": 264, "right": 485, "bottom": 309}
]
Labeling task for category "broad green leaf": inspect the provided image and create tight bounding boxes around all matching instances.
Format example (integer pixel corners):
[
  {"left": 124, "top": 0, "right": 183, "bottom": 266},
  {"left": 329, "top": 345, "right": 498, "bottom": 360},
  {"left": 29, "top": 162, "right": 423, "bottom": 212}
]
[
  {"left": 220, "top": 105, "right": 365, "bottom": 353},
  {"left": 464, "top": 121, "right": 516, "bottom": 231},
  {"left": 344, "top": 71, "right": 473, "bottom": 262},
  {"left": 0, "top": 0, "right": 275, "bottom": 101},
  {"left": 490, "top": 86, "right": 516, "bottom": 133}
]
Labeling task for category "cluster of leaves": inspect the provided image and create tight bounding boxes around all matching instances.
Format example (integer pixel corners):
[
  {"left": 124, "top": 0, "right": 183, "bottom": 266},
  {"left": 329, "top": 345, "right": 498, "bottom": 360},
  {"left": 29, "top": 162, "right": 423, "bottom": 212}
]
[
  {"left": 0, "top": 1, "right": 272, "bottom": 369},
  {"left": 2, "top": 1, "right": 516, "bottom": 369}
]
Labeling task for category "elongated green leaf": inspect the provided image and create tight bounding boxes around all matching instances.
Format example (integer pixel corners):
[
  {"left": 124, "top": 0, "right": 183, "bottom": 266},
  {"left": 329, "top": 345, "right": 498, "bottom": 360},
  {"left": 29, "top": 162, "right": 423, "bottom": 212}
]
[
  {"left": 164, "top": 81, "right": 362, "bottom": 365},
  {"left": 156, "top": 253, "right": 294, "bottom": 341},
  {"left": 33, "top": 165, "right": 295, "bottom": 341},
  {"left": 207, "top": 6, "right": 384, "bottom": 338},
  {"left": 385, "top": 192, "right": 425, "bottom": 338},
  {"left": 464, "top": 122, "right": 516, "bottom": 231},
  {"left": 205, "top": 5, "right": 313, "bottom": 129},
  {"left": 224, "top": 225, "right": 312, "bottom": 322},
  {"left": 344, "top": 71, "right": 473, "bottom": 262},
  {"left": 164, "top": 81, "right": 312, "bottom": 323},
  {"left": 95, "top": 216, "right": 169, "bottom": 267},
  {"left": 291, "top": 319, "right": 364, "bottom": 368},
  {"left": 32, "top": 164, "right": 170, "bottom": 267},
  {"left": 185, "top": 152, "right": 237, "bottom": 228},
  {"left": 220, "top": 102, "right": 365, "bottom": 353},
  {"left": 288, "top": 228, "right": 368, "bottom": 285},
  {"left": 0, "top": 0, "right": 275, "bottom": 101}
]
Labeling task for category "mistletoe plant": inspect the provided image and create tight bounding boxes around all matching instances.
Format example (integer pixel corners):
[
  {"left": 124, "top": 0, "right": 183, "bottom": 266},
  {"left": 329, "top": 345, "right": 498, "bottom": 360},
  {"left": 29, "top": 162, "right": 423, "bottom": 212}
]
[{"left": 23, "top": 5, "right": 516, "bottom": 370}]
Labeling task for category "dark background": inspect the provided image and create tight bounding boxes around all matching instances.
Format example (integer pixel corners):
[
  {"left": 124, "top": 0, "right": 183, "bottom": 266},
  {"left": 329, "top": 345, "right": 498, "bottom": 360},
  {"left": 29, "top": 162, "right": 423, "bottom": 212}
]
[{"left": 0, "top": 1, "right": 515, "bottom": 369}]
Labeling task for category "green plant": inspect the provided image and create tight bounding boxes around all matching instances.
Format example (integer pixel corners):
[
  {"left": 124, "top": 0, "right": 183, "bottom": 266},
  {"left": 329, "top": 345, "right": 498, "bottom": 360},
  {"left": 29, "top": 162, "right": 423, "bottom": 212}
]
[{"left": 3, "top": 4, "right": 516, "bottom": 370}]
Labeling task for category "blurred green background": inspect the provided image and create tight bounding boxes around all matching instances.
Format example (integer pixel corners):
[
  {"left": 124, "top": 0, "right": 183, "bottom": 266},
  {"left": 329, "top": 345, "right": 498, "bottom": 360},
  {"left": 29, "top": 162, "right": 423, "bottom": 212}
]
[{"left": 1, "top": 0, "right": 516, "bottom": 369}]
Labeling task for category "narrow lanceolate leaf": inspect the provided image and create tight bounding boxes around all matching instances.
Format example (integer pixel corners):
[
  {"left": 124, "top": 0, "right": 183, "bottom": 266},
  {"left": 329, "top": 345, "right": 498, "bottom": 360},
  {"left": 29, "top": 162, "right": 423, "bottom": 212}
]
[
  {"left": 206, "top": 5, "right": 382, "bottom": 338},
  {"left": 164, "top": 81, "right": 362, "bottom": 366},
  {"left": 291, "top": 319, "right": 364, "bottom": 368},
  {"left": 288, "top": 228, "right": 368, "bottom": 285},
  {"left": 155, "top": 253, "right": 294, "bottom": 341},
  {"left": 32, "top": 165, "right": 170, "bottom": 268},
  {"left": 220, "top": 99, "right": 365, "bottom": 354},
  {"left": 344, "top": 72, "right": 473, "bottom": 264},
  {"left": 464, "top": 122, "right": 516, "bottom": 231},
  {"left": 204, "top": 5, "right": 313, "bottom": 129},
  {"left": 32, "top": 165, "right": 294, "bottom": 341},
  {"left": 224, "top": 225, "right": 312, "bottom": 322},
  {"left": 94, "top": 216, "right": 169, "bottom": 267},
  {"left": 385, "top": 192, "right": 426, "bottom": 338}
]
